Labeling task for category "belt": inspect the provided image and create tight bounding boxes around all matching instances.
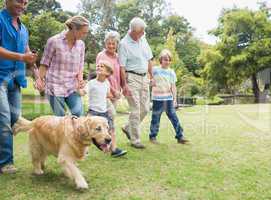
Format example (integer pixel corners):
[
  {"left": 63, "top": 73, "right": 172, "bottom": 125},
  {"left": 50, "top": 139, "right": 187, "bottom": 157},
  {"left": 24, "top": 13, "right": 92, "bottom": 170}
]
[{"left": 126, "top": 70, "right": 146, "bottom": 76}]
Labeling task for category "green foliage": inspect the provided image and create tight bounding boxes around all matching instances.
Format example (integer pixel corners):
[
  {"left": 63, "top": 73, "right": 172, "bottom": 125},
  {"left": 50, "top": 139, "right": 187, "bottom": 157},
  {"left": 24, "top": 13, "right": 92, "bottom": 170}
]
[
  {"left": 195, "top": 95, "right": 224, "bottom": 105},
  {"left": 0, "top": 0, "right": 3, "bottom": 9},
  {"left": 26, "top": 0, "right": 61, "bottom": 16},
  {"left": 201, "top": 8, "right": 271, "bottom": 100},
  {"left": 21, "top": 12, "right": 64, "bottom": 62}
]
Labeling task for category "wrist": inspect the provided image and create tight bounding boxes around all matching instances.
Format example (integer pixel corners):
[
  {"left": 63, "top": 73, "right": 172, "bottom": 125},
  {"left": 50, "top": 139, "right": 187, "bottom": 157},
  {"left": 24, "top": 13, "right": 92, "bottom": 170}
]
[{"left": 19, "top": 54, "right": 24, "bottom": 61}]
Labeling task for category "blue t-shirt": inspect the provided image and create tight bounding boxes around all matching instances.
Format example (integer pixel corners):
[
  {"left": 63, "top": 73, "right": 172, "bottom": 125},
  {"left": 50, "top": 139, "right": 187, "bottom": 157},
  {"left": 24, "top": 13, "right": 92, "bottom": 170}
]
[{"left": 0, "top": 9, "right": 29, "bottom": 88}]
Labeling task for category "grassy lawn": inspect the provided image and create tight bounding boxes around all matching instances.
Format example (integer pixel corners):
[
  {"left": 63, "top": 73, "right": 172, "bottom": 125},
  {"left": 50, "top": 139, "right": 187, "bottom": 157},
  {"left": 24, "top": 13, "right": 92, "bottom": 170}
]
[{"left": 1, "top": 82, "right": 271, "bottom": 199}]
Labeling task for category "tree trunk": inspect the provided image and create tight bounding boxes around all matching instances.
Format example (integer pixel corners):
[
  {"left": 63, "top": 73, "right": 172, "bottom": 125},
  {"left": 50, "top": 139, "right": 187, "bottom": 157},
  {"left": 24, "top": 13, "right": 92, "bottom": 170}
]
[{"left": 251, "top": 73, "right": 260, "bottom": 103}]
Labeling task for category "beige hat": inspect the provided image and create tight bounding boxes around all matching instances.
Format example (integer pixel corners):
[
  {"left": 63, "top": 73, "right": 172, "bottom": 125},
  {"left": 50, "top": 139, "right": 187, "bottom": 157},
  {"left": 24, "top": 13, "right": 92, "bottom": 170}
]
[{"left": 97, "top": 60, "right": 114, "bottom": 75}]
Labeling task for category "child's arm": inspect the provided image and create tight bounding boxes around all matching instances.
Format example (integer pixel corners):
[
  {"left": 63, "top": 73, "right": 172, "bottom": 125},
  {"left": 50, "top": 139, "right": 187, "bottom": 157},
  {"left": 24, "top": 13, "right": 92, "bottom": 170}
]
[
  {"left": 107, "top": 90, "right": 114, "bottom": 100},
  {"left": 171, "top": 83, "right": 177, "bottom": 107}
]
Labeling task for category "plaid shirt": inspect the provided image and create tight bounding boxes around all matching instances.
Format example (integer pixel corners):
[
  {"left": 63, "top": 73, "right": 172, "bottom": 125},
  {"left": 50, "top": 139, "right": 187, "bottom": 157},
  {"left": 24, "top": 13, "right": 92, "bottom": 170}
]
[{"left": 40, "top": 31, "right": 85, "bottom": 97}]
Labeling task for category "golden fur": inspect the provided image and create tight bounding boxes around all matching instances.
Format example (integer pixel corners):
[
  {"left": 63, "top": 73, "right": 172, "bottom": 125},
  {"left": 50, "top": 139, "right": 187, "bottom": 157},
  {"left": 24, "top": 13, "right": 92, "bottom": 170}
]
[{"left": 13, "top": 115, "right": 111, "bottom": 189}]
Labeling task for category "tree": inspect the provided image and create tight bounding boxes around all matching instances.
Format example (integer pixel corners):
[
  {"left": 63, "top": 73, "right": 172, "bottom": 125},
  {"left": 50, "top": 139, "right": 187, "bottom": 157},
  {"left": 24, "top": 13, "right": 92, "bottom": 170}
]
[
  {"left": 0, "top": 0, "right": 3, "bottom": 9},
  {"left": 162, "top": 15, "right": 202, "bottom": 76},
  {"left": 21, "top": 12, "right": 64, "bottom": 63},
  {"left": 26, "top": 0, "right": 61, "bottom": 16},
  {"left": 205, "top": 8, "right": 271, "bottom": 102}
]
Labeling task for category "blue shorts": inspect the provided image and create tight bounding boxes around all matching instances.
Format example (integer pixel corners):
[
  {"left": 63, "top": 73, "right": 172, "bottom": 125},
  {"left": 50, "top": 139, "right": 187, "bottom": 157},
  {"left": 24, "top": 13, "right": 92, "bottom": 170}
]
[{"left": 87, "top": 109, "right": 114, "bottom": 130}]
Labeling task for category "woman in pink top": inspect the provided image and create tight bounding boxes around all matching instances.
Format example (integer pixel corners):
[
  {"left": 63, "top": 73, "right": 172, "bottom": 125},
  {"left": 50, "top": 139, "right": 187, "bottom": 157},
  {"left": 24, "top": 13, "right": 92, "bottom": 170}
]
[{"left": 35, "top": 16, "right": 89, "bottom": 117}]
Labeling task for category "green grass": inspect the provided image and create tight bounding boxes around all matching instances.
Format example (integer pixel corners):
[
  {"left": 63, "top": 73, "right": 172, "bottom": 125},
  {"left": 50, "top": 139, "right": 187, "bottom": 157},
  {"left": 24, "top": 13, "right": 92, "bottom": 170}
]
[
  {"left": 3, "top": 81, "right": 271, "bottom": 199},
  {"left": 1, "top": 102, "right": 271, "bottom": 200}
]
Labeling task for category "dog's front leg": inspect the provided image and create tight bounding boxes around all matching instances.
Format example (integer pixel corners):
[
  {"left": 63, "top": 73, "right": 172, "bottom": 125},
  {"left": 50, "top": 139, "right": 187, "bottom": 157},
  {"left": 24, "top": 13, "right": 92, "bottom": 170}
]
[{"left": 58, "top": 155, "right": 88, "bottom": 190}]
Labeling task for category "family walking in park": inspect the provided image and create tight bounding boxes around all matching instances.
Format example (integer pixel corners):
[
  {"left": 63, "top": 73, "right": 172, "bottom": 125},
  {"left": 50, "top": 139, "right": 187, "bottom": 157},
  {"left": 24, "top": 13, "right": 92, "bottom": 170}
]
[{"left": 0, "top": 0, "right": 188, "bottom": 174}]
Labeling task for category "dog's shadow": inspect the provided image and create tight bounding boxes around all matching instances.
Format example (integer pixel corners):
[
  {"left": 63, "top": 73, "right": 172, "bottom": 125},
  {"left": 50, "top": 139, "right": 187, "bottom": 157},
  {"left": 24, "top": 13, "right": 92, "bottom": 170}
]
[{"left": 29, "top": 170, "right": 88, "bottom": 192}]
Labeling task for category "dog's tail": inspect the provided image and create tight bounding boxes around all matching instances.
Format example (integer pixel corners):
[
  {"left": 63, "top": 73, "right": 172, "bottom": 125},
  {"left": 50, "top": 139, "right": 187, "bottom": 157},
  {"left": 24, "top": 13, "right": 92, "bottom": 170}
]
[{"left": 12, "top": 117, "right": 32, "bottom": 136}]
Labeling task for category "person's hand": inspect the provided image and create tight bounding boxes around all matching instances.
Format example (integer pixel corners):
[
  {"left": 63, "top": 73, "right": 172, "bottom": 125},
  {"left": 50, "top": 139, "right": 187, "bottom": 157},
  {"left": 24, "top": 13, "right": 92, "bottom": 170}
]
[
  {"left": 173, "top": 99, "right": 178, "bottom": 108},
  {"left": 77, "top": 79, "right": 86, "bottom": 89},
  {"left": 150, "top": 78, "right": 156, "bottom": 87},
  {"left": 113, "top": 91, "right": 121, "bottom": 100},
  {"left": 122, "top": 85, "right": 132, "bottom": 97},
  {"left": 35, "top": 77, "right": 45, "bottom": 92},
  {"left": 21, "top": 52, "right": 38, "bottom": 64}
]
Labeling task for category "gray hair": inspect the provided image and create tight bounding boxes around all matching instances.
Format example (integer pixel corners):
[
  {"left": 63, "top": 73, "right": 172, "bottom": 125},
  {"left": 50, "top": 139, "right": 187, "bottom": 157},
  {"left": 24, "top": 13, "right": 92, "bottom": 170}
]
[
  {"left": 129, "top": 17, "right": 147, "bottom": 32},
  {"left": 104, "top": 31, "right": 120, "bottom": 44},
  {"left": 65, "top": 15, "right": 89, "bottom": 30}
]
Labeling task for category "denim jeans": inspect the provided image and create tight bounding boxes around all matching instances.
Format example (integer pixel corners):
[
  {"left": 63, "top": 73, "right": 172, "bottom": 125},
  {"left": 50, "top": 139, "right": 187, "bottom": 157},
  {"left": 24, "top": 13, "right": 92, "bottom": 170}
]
[
  {"left": 149, "top": 100, "right": 184, "bottom": 140},
  {"left": 0, "top": 83, "right": 21, "bottom": 168},
  {"left": 48, "top": 92, "right": 83, "bottom": 117}
]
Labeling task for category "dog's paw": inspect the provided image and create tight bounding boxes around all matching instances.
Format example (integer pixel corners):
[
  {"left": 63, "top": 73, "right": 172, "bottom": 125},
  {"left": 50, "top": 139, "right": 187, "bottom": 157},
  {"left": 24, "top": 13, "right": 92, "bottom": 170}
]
[
  {"left": 33, "top": 169, "right": 44, "bottom": 176},
  {"left": 76, "top": 180, "right": 88, "bottom": 190}
]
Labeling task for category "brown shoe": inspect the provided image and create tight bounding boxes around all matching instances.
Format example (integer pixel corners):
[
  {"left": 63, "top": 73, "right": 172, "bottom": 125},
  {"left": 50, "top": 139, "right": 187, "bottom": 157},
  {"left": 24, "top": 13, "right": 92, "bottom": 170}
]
[
  {"left": 150, "top": 138, "right": 159, "bottom": 144},
  {"left": 177, "top": 138, "right": 189, "bottom": 144},
  {"left": 121, "top": 127, "right": 131, "bottom": 140},
  {"left": 131, "top": 142, "right": 145, "bottom": 149},
  {"left": 0, "top": 164, "right": 17, "bottom": 174}
]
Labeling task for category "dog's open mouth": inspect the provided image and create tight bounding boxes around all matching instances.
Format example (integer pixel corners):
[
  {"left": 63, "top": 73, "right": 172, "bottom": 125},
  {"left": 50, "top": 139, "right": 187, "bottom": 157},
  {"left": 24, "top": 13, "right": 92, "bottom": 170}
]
[{"left": 92, "top": 138, "right": 111, "bottom": 152}]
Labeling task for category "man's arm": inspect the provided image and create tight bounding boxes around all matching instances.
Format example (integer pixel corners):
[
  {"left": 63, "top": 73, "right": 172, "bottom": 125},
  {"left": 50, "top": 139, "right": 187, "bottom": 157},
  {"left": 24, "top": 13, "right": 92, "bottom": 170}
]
[
  {"left": 0, "top": 46, "right": 37, "bottom": 64},
  {"left": 148, "top": 59, "right": 153, "bottom": 81},
  {"left": 120, "top": 66, "right": 132, "bottom": 97}
]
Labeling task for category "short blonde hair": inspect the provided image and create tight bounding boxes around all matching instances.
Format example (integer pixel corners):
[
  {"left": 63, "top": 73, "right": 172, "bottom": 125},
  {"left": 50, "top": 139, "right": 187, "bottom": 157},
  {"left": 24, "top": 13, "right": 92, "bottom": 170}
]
[
  {"left": 97, "top": 60, "right": 114, "bottom": 75},
  {"left": 104, "top": 31, "right": 120, "bottom": 44},
  {"left": 159, "top": 49, "right": 172, "bottom": 64},
  {"left": 65, "top": 16, "right": 89, "bottom": 30}
]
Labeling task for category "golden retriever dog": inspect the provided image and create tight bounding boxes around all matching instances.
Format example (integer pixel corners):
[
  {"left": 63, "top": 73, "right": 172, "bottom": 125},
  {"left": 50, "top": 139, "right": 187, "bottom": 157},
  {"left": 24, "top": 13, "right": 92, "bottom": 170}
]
[{"left": 13, "top": 115, "right": 111, "bottom": 189}]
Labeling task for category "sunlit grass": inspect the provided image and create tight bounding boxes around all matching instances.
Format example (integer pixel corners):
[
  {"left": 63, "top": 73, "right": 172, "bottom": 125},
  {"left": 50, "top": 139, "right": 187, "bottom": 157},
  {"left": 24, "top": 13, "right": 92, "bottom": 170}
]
[{"left": 1, "top": 103, "right": 271, "bottom": 200}]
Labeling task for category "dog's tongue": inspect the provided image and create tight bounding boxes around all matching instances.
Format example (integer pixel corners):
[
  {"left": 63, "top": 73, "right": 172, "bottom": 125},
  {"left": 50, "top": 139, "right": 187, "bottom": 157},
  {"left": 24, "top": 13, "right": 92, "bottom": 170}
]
[{"left": 100, "top": 144, "right": 110, "bottom": 153}]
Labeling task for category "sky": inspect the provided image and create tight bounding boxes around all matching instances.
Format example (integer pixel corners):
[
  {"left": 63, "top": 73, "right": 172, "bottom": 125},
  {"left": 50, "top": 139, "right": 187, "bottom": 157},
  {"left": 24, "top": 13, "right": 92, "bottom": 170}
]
[{"left": 57, "top": 0, "right": 266, "bottom": 44}]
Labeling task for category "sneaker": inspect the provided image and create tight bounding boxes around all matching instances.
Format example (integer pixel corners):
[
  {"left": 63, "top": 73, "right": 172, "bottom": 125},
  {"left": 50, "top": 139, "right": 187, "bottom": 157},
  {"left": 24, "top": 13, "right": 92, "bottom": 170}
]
[
  {"left": 177, "top": 138, "right": 189, "bottom": 144},
  {"left": 111, "top": 148, "right": 127, "bottom": 158},
  {"left": 131, "top": 142, "right": 145, "bottom": 149},
  {"left": 121, "top": 127, "right": 131, "bottom": 140},
  {"left": 149, "top": 137, "right": 159, "bottom": 144},
  {"left": 0, "top": 164, "right": 17, "bottom": 174}
]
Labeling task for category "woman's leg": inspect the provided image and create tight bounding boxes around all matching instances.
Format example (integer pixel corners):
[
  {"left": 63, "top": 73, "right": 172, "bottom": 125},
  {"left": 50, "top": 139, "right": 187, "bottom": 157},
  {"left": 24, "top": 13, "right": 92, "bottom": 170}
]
[
  {"left": 48, "top": 95, "right": 66, "bottom": 116},
  {"left": 65, "top": 92, "right": 84, "bottom": 117}
]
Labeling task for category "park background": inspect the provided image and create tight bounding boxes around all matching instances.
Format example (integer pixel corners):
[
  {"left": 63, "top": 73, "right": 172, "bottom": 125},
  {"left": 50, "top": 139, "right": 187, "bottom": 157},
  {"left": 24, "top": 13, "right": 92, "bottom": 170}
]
[{"left": 0, "top": 0, "right": 271, "bottom": 199}]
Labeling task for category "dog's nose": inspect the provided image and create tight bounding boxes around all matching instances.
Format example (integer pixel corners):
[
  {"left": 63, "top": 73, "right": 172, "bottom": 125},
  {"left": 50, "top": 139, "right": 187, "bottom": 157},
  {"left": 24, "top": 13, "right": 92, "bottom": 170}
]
[{"left": 105, "top": 138, "right": 111, "bottom": 144}]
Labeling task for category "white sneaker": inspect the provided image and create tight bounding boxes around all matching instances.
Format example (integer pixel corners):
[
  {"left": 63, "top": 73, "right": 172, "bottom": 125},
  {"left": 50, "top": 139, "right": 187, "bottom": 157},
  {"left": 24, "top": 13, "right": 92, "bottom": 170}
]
[{"left": 1, "top": 164, "right": 17, "bottom": 174}]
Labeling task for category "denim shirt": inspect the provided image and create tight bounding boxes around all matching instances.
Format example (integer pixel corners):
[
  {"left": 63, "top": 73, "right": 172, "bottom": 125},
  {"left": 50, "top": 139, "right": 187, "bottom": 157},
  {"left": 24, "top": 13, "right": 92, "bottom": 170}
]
[{"left": 0, "top": 9, "right": 29, "bottom": 89}]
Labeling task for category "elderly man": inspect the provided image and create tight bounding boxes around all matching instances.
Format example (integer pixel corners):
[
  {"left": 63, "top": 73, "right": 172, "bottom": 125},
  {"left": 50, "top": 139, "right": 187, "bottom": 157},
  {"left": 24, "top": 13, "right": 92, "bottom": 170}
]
[
  {"left": 0, "top": 0, "right": 37, "bottom": 174},
  {"left": 119, "top": 17, "right": 153, "bottom": 149}
]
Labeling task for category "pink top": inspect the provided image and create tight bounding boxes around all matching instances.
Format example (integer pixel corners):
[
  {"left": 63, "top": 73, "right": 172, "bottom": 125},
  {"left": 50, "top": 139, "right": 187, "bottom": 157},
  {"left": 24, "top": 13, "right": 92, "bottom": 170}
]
[
  {"left": 96, "top": 50, "right": 121, "bottom": 97},
  {"left": 40, "top": 31, "right": 85, "bottom": 97}
]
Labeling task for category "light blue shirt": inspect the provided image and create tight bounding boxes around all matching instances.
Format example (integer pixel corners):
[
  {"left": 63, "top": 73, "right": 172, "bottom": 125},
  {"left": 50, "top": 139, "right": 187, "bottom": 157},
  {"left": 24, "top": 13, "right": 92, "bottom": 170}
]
[{"left": 118, "top": 33, "right": 153, "bottom": 74}]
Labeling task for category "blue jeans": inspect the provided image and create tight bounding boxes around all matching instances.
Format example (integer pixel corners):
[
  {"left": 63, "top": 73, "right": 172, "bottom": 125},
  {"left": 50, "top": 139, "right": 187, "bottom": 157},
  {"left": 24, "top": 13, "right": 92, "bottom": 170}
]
[
  {"left": 149, "top": 100, "right": 184, "bottom": 140},
  {"left": 48, "top": 92, "right": 83, "bottom": 117},
  {"left": 0, "top": 83, "right": 21, "bottom": 168}
]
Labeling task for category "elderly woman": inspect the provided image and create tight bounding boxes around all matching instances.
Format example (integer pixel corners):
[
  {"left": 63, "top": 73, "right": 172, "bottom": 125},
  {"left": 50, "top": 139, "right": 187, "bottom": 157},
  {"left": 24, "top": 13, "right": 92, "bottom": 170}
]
[
  {"left": 92, "top": 31, "right": 127, "bottom": 157},
  {"left": 36, "top": 16, "right": 89, "bottom": 117}
]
